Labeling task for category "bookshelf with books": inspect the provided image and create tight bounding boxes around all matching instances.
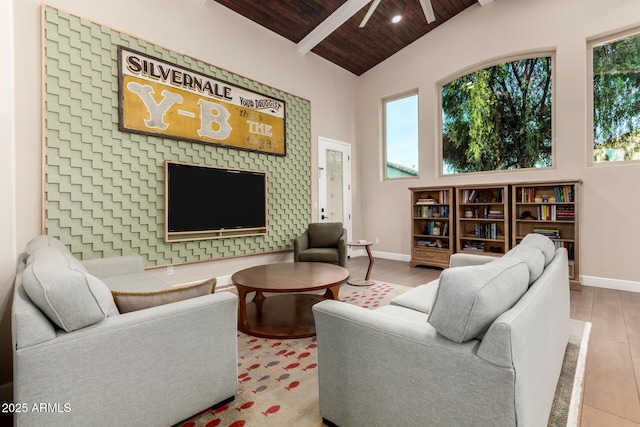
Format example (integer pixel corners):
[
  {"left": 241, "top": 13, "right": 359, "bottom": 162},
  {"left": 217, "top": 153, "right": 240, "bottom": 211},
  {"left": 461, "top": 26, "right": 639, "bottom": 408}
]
[
  {"left": 409, "top": 186, "right": 454, "bottom": 268},
  {"left": 511, "top": 180, "right": 582, "bottom": 290},
  {"left": 456, "top": 184, "right": 510, "bottom": 257}
]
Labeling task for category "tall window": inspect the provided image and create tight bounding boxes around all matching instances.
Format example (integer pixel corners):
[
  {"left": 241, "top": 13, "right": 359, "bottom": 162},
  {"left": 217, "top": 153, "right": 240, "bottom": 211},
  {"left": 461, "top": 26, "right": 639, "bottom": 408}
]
[
  {"left": 591, "top": 29, "right": 640, "bottom": 163},
  {"left": 384, "top": 93, "right": 419, "bottom": 179},
  {"left": 441, "top": 55, "right": 553, "bottom": 174}
]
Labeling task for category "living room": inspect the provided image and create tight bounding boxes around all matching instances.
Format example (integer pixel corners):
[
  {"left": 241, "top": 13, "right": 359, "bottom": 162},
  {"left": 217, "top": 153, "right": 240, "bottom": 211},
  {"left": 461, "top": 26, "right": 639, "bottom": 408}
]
[{"left": 1, "top": 0, "right": 639, "bottom": 425}]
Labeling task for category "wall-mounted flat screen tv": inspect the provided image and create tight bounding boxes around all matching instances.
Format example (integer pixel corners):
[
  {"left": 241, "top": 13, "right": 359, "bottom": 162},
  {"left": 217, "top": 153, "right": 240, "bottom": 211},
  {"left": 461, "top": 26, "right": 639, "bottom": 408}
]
[{"left": 164, "top": 161, "right": 267, "bottom": 242}]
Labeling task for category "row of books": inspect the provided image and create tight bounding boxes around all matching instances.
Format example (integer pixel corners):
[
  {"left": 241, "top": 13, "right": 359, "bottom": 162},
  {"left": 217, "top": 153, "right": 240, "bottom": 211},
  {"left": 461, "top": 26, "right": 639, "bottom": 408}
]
[
  {"left": 416, "top": 205, "right": 450, "bottom": 218},
  {"left": 462, "top": 189, "right": 504, "bottom": 204},
  {"left": 553, "top": 186, "right": 574, "bottom": 203},
  {"left": 462, "top": 241, "right": 486, "bottom": 252},
  {"left": 533, "top": 228, "right": 562, "bottom": 239},
  {"left": 554, "top": 241, "right": 575, "bottom": 258},
  {"left": 416, "top": 190, "right": 449, "bottom": 205},
  {"left": 533, "top": 205, "right": 575, "bottom": 221},
  {"left": 465, "top": 206, "right": 504, "bottom": 219},
  {"left": 422, "top": 222, "right": 449, "bottom": 236},
  {"left": 518, "top": 186, "right": 574, "bottom": 203},
  {"left": 519, "top": 187, "right": 537, "bottom": 203},
  {"left": 416, "top": 239, "right": 450, "bottom": 249},
  {"left": 473, "top": 223, "right": 501, "bottom": 240},
  {"left": 422, "top": 239, "right": 573, "bottom": 257},
  {"left": 555, "top": 205, "right": 575, "bottom": 220}
]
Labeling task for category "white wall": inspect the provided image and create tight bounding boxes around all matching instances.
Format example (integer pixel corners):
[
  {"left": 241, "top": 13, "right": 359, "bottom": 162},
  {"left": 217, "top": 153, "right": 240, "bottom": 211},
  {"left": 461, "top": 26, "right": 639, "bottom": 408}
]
[
  {"left": 355, "top": 0, "right": 640, "bottom": 284},
  {"left": 2, "top": 0, "right": 357, "bottom": 385},
  {"left": 0, "top": 0, "right": 16, "bottom": 392},
  {"left": 11, "top": 0, "right": 357, "bottom": 284}
]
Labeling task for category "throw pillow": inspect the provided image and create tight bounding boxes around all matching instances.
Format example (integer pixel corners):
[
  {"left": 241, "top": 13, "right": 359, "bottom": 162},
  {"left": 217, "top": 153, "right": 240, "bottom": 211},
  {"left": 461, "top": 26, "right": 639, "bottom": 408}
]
[
  {"left": 504, "top": 245, "right": 545, "bottom": 285},
  {"left": 111, "top": 278, "right": 216, "bottom": 313},
  {"left": 427, "top": 256, "right": 529, "bottom": 343},
  {"left": 24, "top": 235, "right": 69, "bottom": 256},
  {"left": 519, "top": 233, "right": 556, "bottom": 266},
  {"left": 22, "top": 247, "right": 119, "bottom": 332}
]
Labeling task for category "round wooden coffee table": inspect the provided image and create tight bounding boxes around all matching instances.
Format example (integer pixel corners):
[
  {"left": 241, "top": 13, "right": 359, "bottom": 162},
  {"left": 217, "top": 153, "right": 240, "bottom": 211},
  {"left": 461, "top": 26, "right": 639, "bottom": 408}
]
[{"left": 232, "top": 262, "right": 349, "bottom": 339}]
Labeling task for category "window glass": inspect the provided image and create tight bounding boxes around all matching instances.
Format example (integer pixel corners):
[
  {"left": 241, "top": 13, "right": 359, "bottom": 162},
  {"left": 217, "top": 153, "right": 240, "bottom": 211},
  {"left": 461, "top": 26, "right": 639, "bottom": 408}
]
[
  {"left": 384, "top": 93, "right": 419, "bottom": 179},
  {"left": 441, "top": 56, "right": 553, "bottom": 174},
  {"left": 592, "top": 30, "right": 640, "bottom": 163}
]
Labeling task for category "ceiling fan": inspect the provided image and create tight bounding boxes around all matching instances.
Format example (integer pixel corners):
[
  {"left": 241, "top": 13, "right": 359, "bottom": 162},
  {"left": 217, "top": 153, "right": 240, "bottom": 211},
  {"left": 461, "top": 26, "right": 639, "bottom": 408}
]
[
  {"left": 359, "top": 0, "right": 435, "bottom": 28},
  {"left": 297, "top": 0, "right": 493, "bottom": 55}
]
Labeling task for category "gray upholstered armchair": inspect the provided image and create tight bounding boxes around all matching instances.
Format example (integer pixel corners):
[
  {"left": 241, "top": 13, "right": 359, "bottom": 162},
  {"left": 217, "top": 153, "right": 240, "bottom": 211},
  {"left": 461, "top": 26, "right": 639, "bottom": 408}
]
[{"left": 293, "top": 222, "right": 347, "bottom": 267}]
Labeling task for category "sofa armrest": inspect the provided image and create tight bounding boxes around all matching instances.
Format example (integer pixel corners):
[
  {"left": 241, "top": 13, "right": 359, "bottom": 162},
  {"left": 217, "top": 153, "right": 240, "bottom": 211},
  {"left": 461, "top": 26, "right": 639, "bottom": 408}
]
[
  {"left": 312, "top": 300, "right": 517, "bottom": 427},
  {"left": 477, "top": 248, "right": 570, "bottom": 425},
  {"left": 14, "top": 291, "right": 238, "bottom": 427},
  {"left": 81, "top": 254, "right": 145, "bottom": 278},
  {"left": 338, "top": 228, "right": 347, "bottom": 267},
  {"left": 449, "top": 252, "right": 497, "bottom": 268},
  {"left": 293, "top": 230, "right": 309, "bottom": 261}
]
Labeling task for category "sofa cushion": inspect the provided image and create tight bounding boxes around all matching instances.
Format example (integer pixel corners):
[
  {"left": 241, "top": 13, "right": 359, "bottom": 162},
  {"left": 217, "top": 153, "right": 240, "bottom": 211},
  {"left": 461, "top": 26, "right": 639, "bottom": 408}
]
[
  {"left": 24, "top": 236, "right": 90, "bottom": 277},
  {"left": 22, "top": 247, "right": 119, "bottom": 332},
  {"left": 308, "top": 222, "right": 344, "bottom": 248},
  {"left": 101, "top": 272, "right": 170, "bottom": 293},
  {"left": 427, "top": 256, "right": 529, "bottom": 343},
  {"left": 519, "top": 233, "right": 556, "bottom": 266},
  {"left": 298, "top": 248, "right": 340, "bottom": 264},
  {"left": 24, "top": 235, "right": 69, "bottom": 256},
  {"left": 504, "top": 245, "right": 545, "bottom": 285},
  {"left": 111, "top": 278, "right": 216, "bottom": 313},
  {"left": 390, "top": 279, "right": 439, "bottom": 314}
]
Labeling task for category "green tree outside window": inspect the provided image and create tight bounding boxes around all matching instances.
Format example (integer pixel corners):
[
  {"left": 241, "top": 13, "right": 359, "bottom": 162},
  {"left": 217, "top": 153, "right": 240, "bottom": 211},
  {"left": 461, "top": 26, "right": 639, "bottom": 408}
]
[
  {"left": 442, "top": 56, "right": 553, "bottom": 174},
  {"left": 592, "top": 31, "right": 640, "bottom": 162}
]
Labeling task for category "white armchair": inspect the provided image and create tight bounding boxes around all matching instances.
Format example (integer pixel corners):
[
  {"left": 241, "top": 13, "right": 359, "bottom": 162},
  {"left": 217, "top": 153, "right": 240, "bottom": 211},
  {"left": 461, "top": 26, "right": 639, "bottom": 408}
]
[{"left": 12, "top": 236, "right": 238, "bottom": 427}]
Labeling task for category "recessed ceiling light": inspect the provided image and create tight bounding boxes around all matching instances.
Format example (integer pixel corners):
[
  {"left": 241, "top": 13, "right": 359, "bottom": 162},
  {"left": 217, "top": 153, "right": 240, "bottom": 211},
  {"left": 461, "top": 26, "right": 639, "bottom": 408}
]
[{"left": 391, "top": 15, "right": 402, "bottom": 24}]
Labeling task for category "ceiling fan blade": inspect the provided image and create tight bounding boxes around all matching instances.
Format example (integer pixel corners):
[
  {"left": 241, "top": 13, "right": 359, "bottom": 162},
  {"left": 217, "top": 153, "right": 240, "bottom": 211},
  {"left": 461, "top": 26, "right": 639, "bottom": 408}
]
[
  {"left": 359, "top": 0, "right": 381, "bottom": 28},
  {"left": 298, "top": 0, "right": 372, "bottom": 54},
  {"left": 418, "top": 0, "right": 436, "bottom": 23}
]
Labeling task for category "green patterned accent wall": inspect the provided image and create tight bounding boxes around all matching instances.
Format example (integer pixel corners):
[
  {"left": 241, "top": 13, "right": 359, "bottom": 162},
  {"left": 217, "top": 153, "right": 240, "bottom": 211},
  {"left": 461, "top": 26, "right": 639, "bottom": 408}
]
[{"left": 42, "top": 6, "right": 311, "bottom": 266}]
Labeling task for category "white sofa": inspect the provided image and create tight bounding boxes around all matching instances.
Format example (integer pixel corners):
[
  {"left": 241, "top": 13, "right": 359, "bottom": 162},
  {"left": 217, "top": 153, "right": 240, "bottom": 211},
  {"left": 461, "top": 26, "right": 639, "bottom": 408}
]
[
  {"left": 313, "top": 234, "right": 570, "bottom": 427},
  {"left": 12, "top": 235, "right": 238, "bottom": 427}
]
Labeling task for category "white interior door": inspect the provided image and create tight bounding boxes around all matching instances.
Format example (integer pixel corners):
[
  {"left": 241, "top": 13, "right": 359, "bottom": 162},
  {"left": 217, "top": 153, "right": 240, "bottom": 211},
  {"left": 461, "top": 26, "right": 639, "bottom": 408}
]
[{"left": 318, "top": 137, "right": 352, "bottom": 242}]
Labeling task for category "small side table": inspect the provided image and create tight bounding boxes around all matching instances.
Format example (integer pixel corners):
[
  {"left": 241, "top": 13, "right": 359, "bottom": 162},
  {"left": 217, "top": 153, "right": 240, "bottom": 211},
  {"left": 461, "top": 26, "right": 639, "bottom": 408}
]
[{"left": 347, "top": 241, "right": 375, "bottom": 286}]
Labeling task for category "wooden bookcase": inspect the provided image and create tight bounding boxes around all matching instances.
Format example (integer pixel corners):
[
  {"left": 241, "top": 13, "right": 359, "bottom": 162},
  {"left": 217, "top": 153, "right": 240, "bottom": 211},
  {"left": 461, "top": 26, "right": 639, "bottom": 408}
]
[
  {"left": 409, "top": 186, "right": 454, "bottom": 269},
  {"left": 511, "top": 180, "right": 582, "bottom": 290},
  {"left": 456, "top": 184, "right": 510, "bottom": 257}
]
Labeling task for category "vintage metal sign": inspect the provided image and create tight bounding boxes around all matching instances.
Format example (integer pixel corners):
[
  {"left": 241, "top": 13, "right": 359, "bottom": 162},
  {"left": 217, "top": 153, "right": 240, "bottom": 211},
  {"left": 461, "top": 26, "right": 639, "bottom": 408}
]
[{"left": 118, "top": 46, "right": 286, "bottom": 156}]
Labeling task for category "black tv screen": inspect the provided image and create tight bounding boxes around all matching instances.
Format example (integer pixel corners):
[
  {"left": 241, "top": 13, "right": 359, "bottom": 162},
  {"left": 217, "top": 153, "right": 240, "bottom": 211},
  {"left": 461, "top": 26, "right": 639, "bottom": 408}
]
[{"left": 165, "top": 161, "right": 267, "bottom": 238}]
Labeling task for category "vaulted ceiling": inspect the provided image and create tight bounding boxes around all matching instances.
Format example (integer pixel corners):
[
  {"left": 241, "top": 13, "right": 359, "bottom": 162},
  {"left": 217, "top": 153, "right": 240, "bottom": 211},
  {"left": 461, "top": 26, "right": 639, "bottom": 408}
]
[{"left": 213, "top": 0, "right": 490, "bottom": 76}]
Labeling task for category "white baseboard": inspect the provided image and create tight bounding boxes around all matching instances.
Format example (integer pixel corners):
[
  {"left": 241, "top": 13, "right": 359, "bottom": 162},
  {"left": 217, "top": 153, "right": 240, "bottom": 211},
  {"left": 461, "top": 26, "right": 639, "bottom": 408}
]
[
  {"left": 581, "top": 275, "right": 640, "bottom": 293},
  {"left": 371, "top": 250, "right": 411, "bottom": 263},
  {"left": 203, "top": 257, "right": 640, "bottom": 294},
  {"left": 0, "top": 382, "right": 12, "bottom": 403},
  {"left": 350, "top": 250, "right": 410, "bottom": 262},
  {"left": 363, "top": 254, "right": 640, "bottom": 293}
]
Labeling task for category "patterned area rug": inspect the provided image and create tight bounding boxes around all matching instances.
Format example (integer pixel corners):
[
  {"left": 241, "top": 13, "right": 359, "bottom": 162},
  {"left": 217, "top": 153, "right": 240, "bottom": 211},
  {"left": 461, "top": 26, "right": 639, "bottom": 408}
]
[
  {"left": 549, "top": 319, "right": 591, "bottom": 427},
  {"left": 176, "top": 282, "right": 589, "bottom": 427}
]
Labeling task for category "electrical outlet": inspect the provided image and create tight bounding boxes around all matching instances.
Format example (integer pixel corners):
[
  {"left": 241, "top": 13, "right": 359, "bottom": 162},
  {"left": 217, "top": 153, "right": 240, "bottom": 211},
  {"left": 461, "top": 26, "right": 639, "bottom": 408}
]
[
  {"left": 375, "top": 237, "right": 380, "bottom": 244},
  {"left": 167, "top": 266, "right": 174, "bottom": 275}
]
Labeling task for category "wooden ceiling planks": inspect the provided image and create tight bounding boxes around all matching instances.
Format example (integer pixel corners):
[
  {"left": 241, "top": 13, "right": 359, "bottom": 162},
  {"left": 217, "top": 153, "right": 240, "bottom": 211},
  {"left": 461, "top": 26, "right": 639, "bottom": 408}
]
[{"left": 213, "top": 0, "right": 480, "bottom": 75}]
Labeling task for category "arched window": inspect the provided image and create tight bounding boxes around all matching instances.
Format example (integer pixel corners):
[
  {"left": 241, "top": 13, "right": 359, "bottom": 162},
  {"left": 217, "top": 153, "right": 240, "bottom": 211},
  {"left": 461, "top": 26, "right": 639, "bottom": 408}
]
[{"left": 440, "top": 54, "right": 554, "bottom": 174}]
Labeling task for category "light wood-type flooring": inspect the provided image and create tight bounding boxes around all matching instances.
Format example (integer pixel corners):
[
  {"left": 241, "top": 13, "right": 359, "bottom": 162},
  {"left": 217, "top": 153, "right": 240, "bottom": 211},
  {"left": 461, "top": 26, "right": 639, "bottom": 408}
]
[{"left": 346, "top": 256, "right": 640, "bottom": 427}]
